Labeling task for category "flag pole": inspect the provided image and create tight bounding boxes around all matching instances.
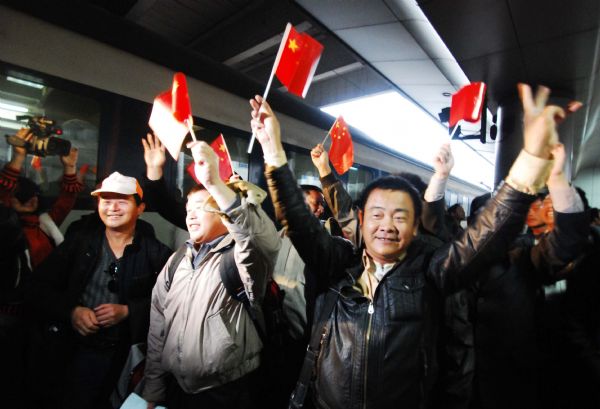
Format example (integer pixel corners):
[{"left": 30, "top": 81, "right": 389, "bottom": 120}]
[
  {"left": 247, "top": 23, "right": 293, "bottom": 154},
  {"left": 220, "top": 134, "right": 236, "bottom": 176},
  {"left": 449, "top": 120, "right": 461, "bottom": 140},
  {"left": 186, "top": 119, "right": 197, "bottom": 142},
  {"left": 322, "top": 119, "right": 337, "bottom": 146}
]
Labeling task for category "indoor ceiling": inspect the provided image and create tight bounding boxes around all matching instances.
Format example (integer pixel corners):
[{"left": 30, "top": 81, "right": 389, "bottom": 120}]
[{"left": 2, "top": 0, "right": 598, "bottom": 175}]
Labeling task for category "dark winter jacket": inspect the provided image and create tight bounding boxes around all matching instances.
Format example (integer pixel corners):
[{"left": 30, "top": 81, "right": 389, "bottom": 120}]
[
  {"left": 266, "top": 164, "right": 537, "bottom": 409},
  {"left": 28, "top": 215, "right": 171, "bottom": 345}
]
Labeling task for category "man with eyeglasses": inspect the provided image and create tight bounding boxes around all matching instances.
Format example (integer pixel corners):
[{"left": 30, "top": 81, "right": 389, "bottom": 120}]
[{"left": 28, "top": 171, "right": 171, "bottom": 409}]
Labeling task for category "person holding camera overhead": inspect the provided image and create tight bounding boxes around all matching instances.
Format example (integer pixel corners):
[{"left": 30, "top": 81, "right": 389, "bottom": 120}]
[{"left": 0, "top": 127, "right": 83, "bottom": 268}]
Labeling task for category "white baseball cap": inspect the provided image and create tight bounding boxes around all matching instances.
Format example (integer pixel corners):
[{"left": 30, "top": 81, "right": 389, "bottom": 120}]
[{"left": 91, "top": 172, "right": 143, "bottom": 199}]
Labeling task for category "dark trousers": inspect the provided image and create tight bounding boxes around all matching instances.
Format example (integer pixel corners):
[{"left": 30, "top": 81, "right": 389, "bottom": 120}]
[
  {"left": 167, "top": 370, "right": 258, "bottom": 409},
  {"left": 62, "top": 342, "right": 127, "bottom": 409},
  {"left": 0, "top": 315, "right": 27, "bottom": 409}
]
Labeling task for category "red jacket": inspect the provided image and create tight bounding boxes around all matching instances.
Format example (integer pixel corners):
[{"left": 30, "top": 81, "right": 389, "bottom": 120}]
[{"left": 0, "top": 164, "right": 83, "bottom": 268}]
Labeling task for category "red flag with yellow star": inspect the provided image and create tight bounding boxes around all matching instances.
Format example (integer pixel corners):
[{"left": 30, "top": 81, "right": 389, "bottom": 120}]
[
  {"left": 210, "top": 134, "right": 234, "bottom": 181},
  {"left": 329, "top": 116, "right": 354, "bottom": 175},
  {"left": 274, "top": 23, "right": 324, "bottom": 98}
]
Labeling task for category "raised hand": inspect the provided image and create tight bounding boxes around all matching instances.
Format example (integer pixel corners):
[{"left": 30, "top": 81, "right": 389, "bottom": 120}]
[
  {"left": 433, "top": 142, "right": 454, "bottom": 178},
  {"left": 518, "top": 84, "right": 581, "bottom": 159},
  {"left": 60, "top": 147, "right": 79, "bottom": 174},
  {"left": 142, "top": 133, "right": 166, "bottom": 180},
  {"left": 311, "top": 144, "right": 332, "bottom": 177},
  {"left": 186, "top": 140, "right": 221, "bottom": 188},
  {"left": 547, "top": 143, "right": 569, "bottom": 189},
  {"left": 249, "top": 95, "right": 283, "bottom": 159}
]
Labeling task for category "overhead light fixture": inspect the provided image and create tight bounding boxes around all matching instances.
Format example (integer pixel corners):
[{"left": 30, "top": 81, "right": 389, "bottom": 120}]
[
  {"left": 0, "top": 119, "right": 24, "bottom": 130},
  {"left": 6, "top": 76, "right": 45, "bottom": 89},
  {"left": 0, "top": 109, "right": 19, "bottom": 120},
  {"left": 0, "top": 101, "right": 28, "bottom": 113}
]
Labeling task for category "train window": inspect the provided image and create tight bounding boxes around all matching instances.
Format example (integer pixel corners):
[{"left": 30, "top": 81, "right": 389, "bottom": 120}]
[
  {"left": 0, "top": 72, "right": 100, "bottom": 197},
  {"left": 177, "top": 130, "right": 249, "bottom": 194},
  {"left": 346, "top": 165, "right": 374, "bottom": 200},
  {"left": 287, "top": 149, "right": 321, "bottom": 187}
]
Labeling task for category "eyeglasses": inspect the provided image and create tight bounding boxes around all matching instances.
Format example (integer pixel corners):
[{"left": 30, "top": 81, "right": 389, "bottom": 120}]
[{"left": 105, "top": 261, "right": 119, "bottom": 293}]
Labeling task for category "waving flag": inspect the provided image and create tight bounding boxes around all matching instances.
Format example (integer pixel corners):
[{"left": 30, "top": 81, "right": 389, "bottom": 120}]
[
  {"left": 210, "top": 134, "right": 234, "bottom": 181},
  {"left": 449, "top": 82, "right": 487, "bottom": 127},
  {"left": 274, "top": 23, "right": 324, "bottom": 98},
  {"left": 149, "top": 73, "right": 193, "bottom": 160},
  {"left": 329, "top": 116, "right": 354, "bottom": 175}
]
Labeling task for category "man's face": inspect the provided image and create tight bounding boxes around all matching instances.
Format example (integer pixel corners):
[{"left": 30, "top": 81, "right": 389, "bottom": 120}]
[
  {"left": 186, "top": 190, "right": 227, "bottom": 245},
  {"left": 526, "top": 195, "right": 554, "bottom": 236},
  {"left": 98, "top": 193, "right": 144, "bottom": 231},
  {"left": 360, "top": 188, "right": 418, "bottom": 264},
  {"left": 304, "top": 190, "right": 325, "bottom": 219}
]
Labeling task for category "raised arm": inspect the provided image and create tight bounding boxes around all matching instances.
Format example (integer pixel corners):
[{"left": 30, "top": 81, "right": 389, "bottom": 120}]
[
  {"left": 141, "top": 133, "right": 187, "bottom": 229},
  {"left": 429, "top": 84, "right": 581, "bottom": 293},
  {"left": 250, "top": 96, "right": 355, "bottom": 286},
  {"left": 188, "top": 139, "right": 281, "bottom": 300},
  {"left": 421, "top": 142, "right": 455, "bottom": 242},
  {"left": 311, "top": 143, "right": 360, "bottom": 246}
]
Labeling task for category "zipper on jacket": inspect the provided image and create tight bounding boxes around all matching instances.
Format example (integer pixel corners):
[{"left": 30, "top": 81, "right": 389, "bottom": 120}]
[{"left": 363, "top": 300, "right": 374, "bottom": 409}]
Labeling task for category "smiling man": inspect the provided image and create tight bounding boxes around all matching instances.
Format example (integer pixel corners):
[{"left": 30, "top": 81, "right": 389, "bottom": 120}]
[
  {"left": 143, "top": 141, "right": 280, "bottom": 409},
  {"left": 28, "top": 171, "right": 171, "bottom": 409},
  {"left": 250, "top": 83, "right": 580, "bottom": 409}
]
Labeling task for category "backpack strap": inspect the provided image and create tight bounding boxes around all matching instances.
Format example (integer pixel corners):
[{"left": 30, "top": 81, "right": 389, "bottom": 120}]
[
  {"left": 289, "top": 289, "right": 340, "bottom": 409},
  {"left": 164, "top": 245, "right": 187, "bottom": 292},
  {"left": 219, "top": 244, "right": 267, "bottom": 344}
]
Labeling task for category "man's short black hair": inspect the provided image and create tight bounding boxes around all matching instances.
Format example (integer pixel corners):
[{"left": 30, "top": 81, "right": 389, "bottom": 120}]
[
  {"left": 447, "top": 203, "right": 463, "bottom": 214},
  {"left": 358, "top": 175, "right": 422, "bottom": 222},
  {"left": 467, "top": 192, "right": 491, "bottom": 225},
  {"left": 14, "top": 177, "right": 41, "bottom": 203},
  {"left": 300, "top": 184, "right": 323, "bottom": 195}
]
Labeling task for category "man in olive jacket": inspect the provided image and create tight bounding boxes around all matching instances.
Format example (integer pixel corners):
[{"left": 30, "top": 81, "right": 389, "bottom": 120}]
[{"left": 249, "top": 84, "right": 579, "bottom": 409}]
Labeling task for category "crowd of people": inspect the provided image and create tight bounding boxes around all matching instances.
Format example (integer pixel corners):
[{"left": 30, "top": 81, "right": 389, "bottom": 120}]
[{"left": 1, "top": 83, "right": 599, "bottom": 409}]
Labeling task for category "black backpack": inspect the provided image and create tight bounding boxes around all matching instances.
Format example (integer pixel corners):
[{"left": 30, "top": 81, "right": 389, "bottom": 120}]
[{"left": 164, "top": 242, "right": 289, "bottom": 349}]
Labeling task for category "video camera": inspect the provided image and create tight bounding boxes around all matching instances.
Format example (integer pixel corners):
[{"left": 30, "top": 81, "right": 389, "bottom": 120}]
[{"left": 4, "top": 115, "right": 71, "bottom": 157}]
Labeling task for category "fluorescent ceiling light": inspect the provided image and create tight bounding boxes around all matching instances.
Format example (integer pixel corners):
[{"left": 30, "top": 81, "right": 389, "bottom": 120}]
[
  {"left": 6, "top": 76, "right": 45, "bottom": 89},
  {"left": 0, "top": 101, "right": 28, "bottom": 113},
  {"left": 321, "top": 91, "right": 494, "bottom": 188},
  {"left": 0, "top": 119, "right": 24, "bottom": 130},
  {"left": 0, "top": 109, "right": 18, "bottom": 120}
]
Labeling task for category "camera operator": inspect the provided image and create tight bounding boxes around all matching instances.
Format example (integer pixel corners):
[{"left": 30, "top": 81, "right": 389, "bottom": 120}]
[{"left": 0, "top": 127, "right": 83, "bottom": 268}]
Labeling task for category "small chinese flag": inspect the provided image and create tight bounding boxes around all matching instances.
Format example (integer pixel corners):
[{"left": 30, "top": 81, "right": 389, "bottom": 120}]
[
  {"left": 449, "top": 82, "right": 487, "bottom": 127},
  {"left": 149, "top": 72, "right": 193, "bottom": 160},
  {"left": 210, "top": 134, "right": 234, "bottom": 181},
  {"left": 186, "top": 161, "right": 201, "bottom": 185},
  {"left": 329, "top": 116, "right": 354, "bottom": 175},
  {"left": 274, "top": 23, "right": 324, "bottom": 98}
]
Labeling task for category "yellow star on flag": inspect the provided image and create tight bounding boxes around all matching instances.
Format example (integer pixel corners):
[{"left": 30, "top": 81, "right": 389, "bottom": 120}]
[
  {"left": 219, "top": 143, "right": 226, "bottom": 152},
  {"left": 288, "top": 38, "right": 299, "bottom": 53}
]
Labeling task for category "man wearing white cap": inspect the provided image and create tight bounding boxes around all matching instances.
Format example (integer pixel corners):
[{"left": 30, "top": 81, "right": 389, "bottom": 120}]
[{"left": 28, "top": 171, "right": 171, "bottom": 409}]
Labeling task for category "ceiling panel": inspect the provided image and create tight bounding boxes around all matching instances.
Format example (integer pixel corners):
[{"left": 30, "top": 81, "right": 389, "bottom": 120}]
[
  {"left": 374, "top": 60, "right": 449, "bottom": 85},
  {"left": 297, "top": 0, "right": 396, "bottom": 30},
  {"left": 335, "top": 23, "right": 429, "bottom": 62},
  {"left": 400, "top": 84, "right": 454, "bottom": 102}
]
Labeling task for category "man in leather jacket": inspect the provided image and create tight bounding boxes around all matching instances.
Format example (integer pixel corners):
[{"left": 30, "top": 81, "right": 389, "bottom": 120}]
[{"left": 249, "top": 84, "right": 577, "bottom": 409}]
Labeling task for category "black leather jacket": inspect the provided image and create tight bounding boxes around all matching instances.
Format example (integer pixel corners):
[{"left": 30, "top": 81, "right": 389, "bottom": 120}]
[{"left": 266, "top": 164, "right": 536, "bottom": 409}]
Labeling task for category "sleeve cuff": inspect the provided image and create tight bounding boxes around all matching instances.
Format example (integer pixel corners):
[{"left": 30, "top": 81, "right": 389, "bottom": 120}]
[
  {"left": 320, "top": 172, "right": 337, "bottom": 188},
  {"left": 549, "top": 185, "right": 584, "bottom": 213},
  {"left": 264, "top": 150, "right": 288, "bottom": 168},
  {"left": 505, "top": 150, "right": 552, "bottom": 195},
  {"left": 424, "top": 174, "right": 448, "bottom": 202}
]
